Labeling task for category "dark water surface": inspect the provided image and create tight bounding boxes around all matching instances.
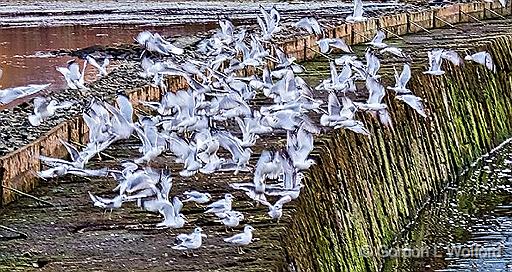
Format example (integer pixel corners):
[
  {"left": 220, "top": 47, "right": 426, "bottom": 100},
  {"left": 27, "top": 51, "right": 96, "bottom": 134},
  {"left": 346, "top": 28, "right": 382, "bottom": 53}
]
[{"left": 384, "top": 139, "right": 512, "bottom": 272}]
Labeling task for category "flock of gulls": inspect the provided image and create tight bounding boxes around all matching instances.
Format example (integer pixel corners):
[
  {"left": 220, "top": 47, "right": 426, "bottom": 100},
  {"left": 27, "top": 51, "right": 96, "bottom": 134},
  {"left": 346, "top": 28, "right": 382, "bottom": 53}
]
[{"left": 0, "top": 0, "right": 499, "bottom": 255}]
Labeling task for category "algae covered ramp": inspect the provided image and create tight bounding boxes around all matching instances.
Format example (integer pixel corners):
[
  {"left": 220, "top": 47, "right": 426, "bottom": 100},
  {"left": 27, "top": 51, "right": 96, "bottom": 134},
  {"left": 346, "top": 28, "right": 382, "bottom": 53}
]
[
  {"left": 2, "top": 3, "right": 512, "bottom": 272},
  {"left": 284, "top": 24, "right": 512, "bottom": 272}
]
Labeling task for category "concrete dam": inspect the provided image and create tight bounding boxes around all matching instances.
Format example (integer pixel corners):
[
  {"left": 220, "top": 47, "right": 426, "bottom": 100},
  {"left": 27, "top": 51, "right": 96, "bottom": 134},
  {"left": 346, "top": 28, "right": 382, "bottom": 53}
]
[{"left": 1, "top": 2, "right": 512, "bottom": 272}]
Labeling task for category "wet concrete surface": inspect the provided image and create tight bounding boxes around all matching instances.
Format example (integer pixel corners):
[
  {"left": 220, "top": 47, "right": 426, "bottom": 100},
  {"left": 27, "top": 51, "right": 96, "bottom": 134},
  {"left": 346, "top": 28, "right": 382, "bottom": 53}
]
[{"left": 383, "top": 140, "right": 512, "bottom": 272}]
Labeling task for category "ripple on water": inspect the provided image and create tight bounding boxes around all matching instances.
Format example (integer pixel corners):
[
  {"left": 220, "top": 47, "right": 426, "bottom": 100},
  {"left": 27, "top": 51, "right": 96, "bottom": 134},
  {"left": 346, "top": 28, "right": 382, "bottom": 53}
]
[{"left": 383, "top": 142, "right": 512, "bottom": 272}]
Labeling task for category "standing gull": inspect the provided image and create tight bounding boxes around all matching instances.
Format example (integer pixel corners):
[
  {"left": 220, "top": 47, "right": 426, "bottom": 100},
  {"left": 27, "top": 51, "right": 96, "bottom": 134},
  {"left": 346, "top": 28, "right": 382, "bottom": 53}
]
[
  {"left": 223, "top": 225, "right": 255, "bottom": 254},
  {"left": 172, "top": 227, "right": 207, "bottom": 253}
]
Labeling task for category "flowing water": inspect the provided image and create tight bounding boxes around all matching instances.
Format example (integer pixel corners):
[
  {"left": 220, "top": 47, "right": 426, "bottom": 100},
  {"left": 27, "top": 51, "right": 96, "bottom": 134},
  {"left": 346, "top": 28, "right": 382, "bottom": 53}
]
[{"left": 383, "top": 140, "right": 512, "bottom": 271}]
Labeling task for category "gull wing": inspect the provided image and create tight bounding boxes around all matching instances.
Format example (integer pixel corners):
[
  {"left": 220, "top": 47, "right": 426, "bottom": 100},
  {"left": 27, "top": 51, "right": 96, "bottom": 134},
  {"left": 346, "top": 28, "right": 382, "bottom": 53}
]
[
  {"left": 398, "top": 94, "right": 427, "bottom": 117},
  {"left": 353, "top": 0, "right": 364, "bottom": 17},
  {"left": 275, "top": 195, "right": 292, "bottom": 207},
  {"left": 67, "top": 61, "right": 82, "bottom": 82},
  {"left": 58, "top": 139, "right": 80, "bottom": 162},
  {"left": 366, "top": 77, "right": 385, "bottom": 104},
  {"left": 340, "top": 96, "right": 357, "bottom": 120},
  {"left": 371, "top": 30, "right": 385, "bottom": 44},
  {"left": 441, "top": 50, "right": 462, "bottom": 66},
  {"left": 116, "top": 94, "right": 133, "bottom": 123},
  {"left": 316, "top": 38, "right": 331, "bottom": 54},
  {"left": 172, "top": 196, "right": 183, "bottom": 217},
  {"left": 327, "top": 92, "right": 341, "bottom": 116},
  {"left": 399, "top": 64, "right": 411, "bottom": 89},
  {"left": 330, "top": 38, "right": 352, "bottom": 53}
]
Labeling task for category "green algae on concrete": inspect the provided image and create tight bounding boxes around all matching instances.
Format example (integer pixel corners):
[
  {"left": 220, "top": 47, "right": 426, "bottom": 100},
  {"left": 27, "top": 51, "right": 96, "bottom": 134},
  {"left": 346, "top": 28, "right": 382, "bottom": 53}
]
[{"left": 282, "top": 27, "right": 512, "bottom": 272}]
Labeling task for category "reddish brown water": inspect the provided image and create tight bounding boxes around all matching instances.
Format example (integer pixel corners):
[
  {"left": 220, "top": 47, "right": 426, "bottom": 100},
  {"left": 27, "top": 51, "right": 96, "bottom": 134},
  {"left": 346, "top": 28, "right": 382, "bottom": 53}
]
[{"left": 0, "top": 24, "right": 213, "bottom": 91}]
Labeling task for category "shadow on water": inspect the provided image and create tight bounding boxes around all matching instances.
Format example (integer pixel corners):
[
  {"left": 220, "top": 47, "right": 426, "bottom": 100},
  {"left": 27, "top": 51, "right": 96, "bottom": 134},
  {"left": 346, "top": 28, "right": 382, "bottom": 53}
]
[
  {"left": 383, "top": 140, "right": 512, "bottom": 271},
  {"left": 0, "top": 23, "right": 214, "bottom": 90}
]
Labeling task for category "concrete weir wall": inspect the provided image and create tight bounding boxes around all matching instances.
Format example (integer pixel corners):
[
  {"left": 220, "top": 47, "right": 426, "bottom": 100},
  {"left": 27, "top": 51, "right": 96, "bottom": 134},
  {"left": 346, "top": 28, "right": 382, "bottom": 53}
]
[
  {"left": 277, "top": 4, "right": 512, "bottom": 272},
  {"left": 283, "top": 36, "right": 512, "bottom": 271},
  {"left": 1, "top": 1, "right": 512, "bottom": 272}
]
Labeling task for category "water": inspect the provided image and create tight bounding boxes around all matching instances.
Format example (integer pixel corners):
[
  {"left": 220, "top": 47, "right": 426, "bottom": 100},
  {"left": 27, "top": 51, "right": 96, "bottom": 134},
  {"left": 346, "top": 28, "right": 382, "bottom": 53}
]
[
  {"left": 383, "top": 140, "right": 512, "bottom": 271},
  {"left": 0, "top": 23, "right": 212, "bottom": 91}
]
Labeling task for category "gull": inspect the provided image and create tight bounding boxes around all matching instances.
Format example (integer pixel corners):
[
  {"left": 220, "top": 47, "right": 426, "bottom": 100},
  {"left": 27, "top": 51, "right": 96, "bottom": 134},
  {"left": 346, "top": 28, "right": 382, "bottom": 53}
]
[
  {"left": 172, "top": 227, "right": 206, "bottom": 252},
  {"left": 113, "top": 169, "right": 157, "bottom": 196},
  {"left": 316, "top": 38, "right": 352, "bottom": 54},
  {"left": 258, "top": 195, "right": 292, "bottom": 222},
  {"left": 317, "top": 62, "right": 353, "bottom": 92},
  {"left": 464, "top": 51, "right": 496, "bottom": 72},
  {"left": 133, "top": 125, "right": 166, "bottom": 164},
  {"left": 88, "top": 192, "right": 125, "bottom": 210},
  {"left": 0, "top": 84, "right": 50, "bottom": 105},
  {"left": 395, "top": 94, "right": 427, "bottom": 118},
  {"left": 216, "top": 131, "right": 252, "bottom": 173},
  {"left": 136, "top": 31, "right": 184, "bottom": 56},
  {"left": 156, "top": 197, "right": 186, "bottom": 228},
  {"left": 179, "top": 148, "right": 202, "bottom": 177},
  {"left": 56, "top": 59, "right": 88, "bottom": 90},
  {"left": 354, "top": 77, "right": 392, "bottom": 127},
  {"left": 217, "top": 19, "right": 235, "bottom": 43},
  {"left": 260, "top": 109, "right": 298, "bottom": 131},
  {"left": 320, "top": 92, "right": 370, "bottom": 135},
  {"left": 223, "top": 225, "right": 255, "bottom": 254},
  {"left": 205, "top": 194, "right": 234, "bottom": 215},
  {"left": 183, "top": 191, "right": 211, "bottom": 204},
  {"left": 86, "top": 55, "right": 109, "bottom": 77},
  {"left": 386, "top": 64, "right": 426, "bottom": 116},
  {"left": 38, "top": 164, "right": 108, "bottom": 179},
  {"left": 195, "top": 130, "right": 220, "bottom": 163},
  {"left": 387, "top": 64, "right": 411, "bottom": 94},
  {"left": 424, "top": 49, "right": 444, "bottom": 76},
  {"left": 103, "top": 94, "right": 134, "bottom": 141},
  {"left": 257, "top": 6, "right": 281, "bottom": 40},
  {"left": 367, "top": 30, "right": 387, "bottom": 49},
  {"left": 28, "top": 97, "right": 73, "bottom": 126},
  {"left": 255, "top": 150, "right": 282, "bottom": 180},
  {"left": 273, "top": 48, "right": 304, "bottom": 74},
  {"left": 424, "top": 49, "right": 462, "bottom": 76},
  {"left": 287, "top": 124, "right": 315, "bottom": 170},
  {"left": 294, "top": 17, "right": 322, "bottom": 35},
  {"left": 235, "top": 115, "right": 272, "bottom": 147},
  {"left": 365, "top": 51, "right": 381, "bottom": 79},
  {"left": 380, "top": 47, "right": 406, "bottom": 58},
  {"left": 346, "top": 0, "right": 367, "bottom": 23},
  {"left": 229, "top": 151, "right": 281, "bottom": 202},
  {"left": 39, "top": 139, "right": 96, "bottom": 169},
  {"left": 217, "top": 210, "right": 244, "bottom": 229}
]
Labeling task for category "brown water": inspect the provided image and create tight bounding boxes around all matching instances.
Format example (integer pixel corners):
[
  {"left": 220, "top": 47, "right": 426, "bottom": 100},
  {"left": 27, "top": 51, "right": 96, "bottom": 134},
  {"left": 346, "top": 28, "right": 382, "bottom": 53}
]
[{"left": 0, "top": 24, "right": 212, "bottom": 91}]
